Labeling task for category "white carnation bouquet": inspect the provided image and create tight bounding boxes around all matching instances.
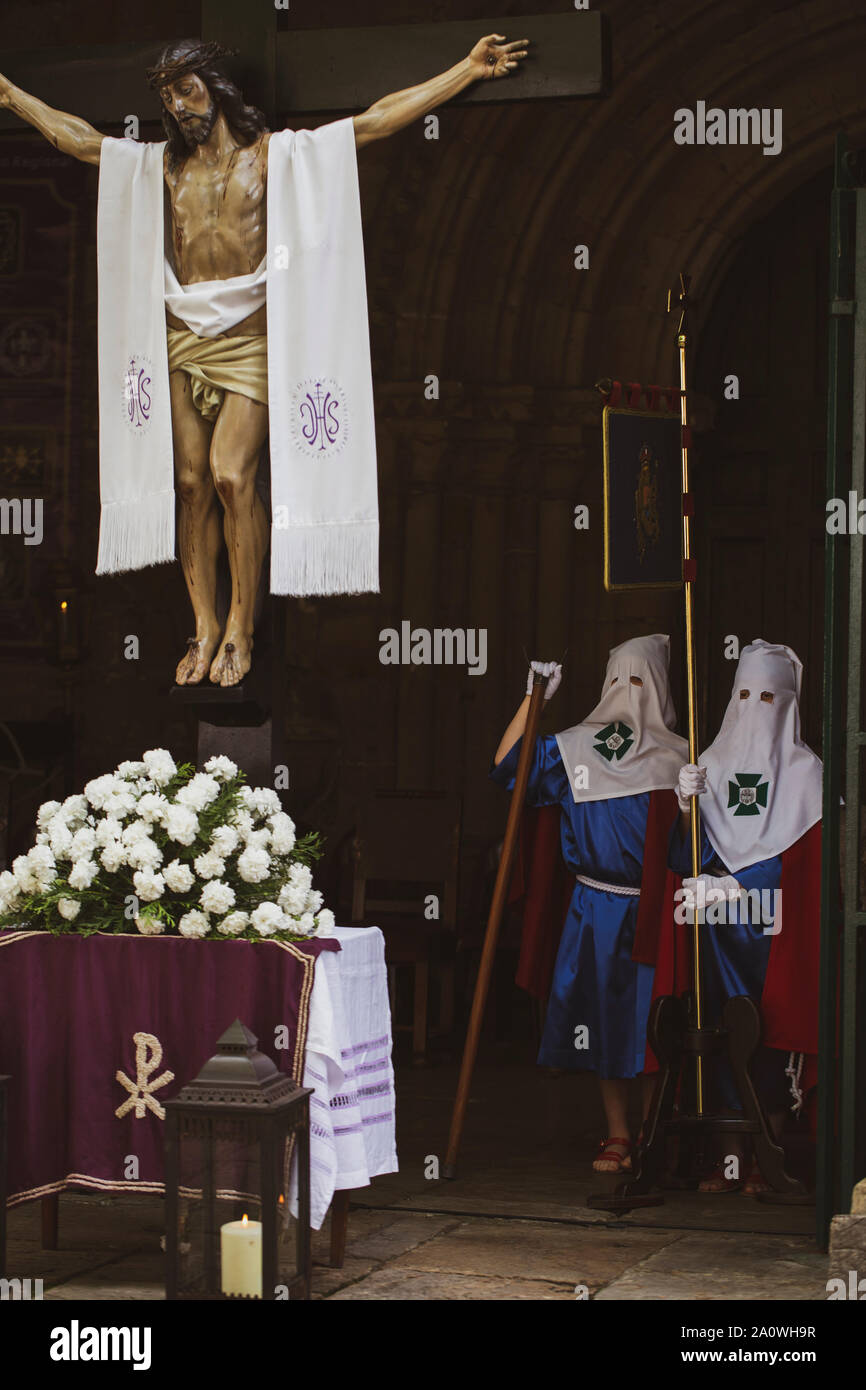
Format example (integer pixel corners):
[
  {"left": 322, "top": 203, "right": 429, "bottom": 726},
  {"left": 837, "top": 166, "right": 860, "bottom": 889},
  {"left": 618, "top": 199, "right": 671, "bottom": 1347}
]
[{"left": 0, "top": 750, "right": 336, "bottom": 942}]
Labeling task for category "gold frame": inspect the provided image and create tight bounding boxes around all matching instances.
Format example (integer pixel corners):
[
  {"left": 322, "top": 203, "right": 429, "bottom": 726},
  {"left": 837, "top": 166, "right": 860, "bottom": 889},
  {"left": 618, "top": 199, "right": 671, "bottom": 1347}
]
[{"left": 602, "top": 404, "right": 683, "bottom": 592}]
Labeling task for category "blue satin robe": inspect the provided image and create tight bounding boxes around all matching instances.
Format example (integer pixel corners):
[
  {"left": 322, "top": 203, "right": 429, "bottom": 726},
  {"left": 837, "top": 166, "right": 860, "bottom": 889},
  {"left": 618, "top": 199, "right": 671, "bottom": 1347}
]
[
  {"left": 491, "top": 735, "right": 655, "bottom": 1078},
  {"left": 669, "top": 821, "right": 788, "bottom": 1110}
]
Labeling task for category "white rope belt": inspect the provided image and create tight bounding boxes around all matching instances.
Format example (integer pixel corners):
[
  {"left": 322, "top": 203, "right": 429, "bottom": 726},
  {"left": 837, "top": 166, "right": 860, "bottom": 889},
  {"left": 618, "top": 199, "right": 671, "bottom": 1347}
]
[{"left": 575, "top": 873, "right": 640, "bottom": 898}]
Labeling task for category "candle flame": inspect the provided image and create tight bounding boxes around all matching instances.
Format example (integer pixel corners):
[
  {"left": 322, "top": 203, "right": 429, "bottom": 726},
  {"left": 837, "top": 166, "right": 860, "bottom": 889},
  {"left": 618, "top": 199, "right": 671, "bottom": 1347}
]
[
  {"left": 60, "top": 600, "right": 68, "bottom": 611},
  {"left": 241, "top": 1213, "right": 249, "bottom": 1226},
  {"left": 278, "top": 1194, "right": 285, "bottom": 1205}
]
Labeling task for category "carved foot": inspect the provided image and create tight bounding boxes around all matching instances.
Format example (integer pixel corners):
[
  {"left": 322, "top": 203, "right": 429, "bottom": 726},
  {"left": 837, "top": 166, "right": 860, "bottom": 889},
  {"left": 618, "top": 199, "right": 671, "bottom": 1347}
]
[
  {"left": 175, "top": 634, "right": 220, "bottom": 686},
  {"left": 209, "top": 634, "right": 253, "bottom": 688}
]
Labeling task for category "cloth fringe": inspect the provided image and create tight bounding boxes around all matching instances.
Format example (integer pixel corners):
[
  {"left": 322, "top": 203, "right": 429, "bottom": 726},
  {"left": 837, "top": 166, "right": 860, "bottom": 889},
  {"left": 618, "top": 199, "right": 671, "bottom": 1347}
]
[
  {"left": 270, "top": 519, "right": 379, "bottom": 596},
  {"left": 96, "top": 491, "right": 176, "bottom": 575}
]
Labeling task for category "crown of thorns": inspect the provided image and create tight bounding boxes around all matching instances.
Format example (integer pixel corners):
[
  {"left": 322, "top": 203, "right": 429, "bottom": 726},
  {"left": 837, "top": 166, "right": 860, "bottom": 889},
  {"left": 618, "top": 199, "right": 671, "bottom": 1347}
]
[{"left": 145, "top": 41, "right": 238, "bottom": 91}]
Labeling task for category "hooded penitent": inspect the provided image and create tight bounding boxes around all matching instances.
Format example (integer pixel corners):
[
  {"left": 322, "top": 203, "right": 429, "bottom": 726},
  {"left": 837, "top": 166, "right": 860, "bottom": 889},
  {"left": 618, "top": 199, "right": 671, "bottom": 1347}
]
[
  {"left": 698, "top": 639, "right": 823, "bottom": 873},
  {"left": 554, "top": 633, "right": 688, "bottom": 803}
]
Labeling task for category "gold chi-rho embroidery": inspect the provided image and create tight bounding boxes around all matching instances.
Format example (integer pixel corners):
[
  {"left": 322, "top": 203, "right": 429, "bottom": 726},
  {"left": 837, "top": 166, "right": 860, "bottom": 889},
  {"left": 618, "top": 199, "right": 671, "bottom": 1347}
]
[{"left": 115, "top": 1031, "right": 175, "bottom": 1120}]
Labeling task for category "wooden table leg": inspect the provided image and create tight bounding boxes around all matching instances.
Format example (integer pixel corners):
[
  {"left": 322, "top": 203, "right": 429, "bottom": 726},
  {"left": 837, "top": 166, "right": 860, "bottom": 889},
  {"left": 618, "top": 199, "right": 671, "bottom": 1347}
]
[
  {"left": 41, "top": 1194, "right": 59, "bottom": 1250},
  {"left": 329, "top": 1189, "right": 351, "bottom": 1268}
]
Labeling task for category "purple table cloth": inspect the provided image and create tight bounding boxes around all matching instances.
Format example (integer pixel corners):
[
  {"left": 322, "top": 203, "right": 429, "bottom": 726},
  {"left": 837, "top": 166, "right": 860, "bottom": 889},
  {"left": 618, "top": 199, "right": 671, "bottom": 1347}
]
[{"left": 0, "top": 929, "right": 339, "bottom": 1206}]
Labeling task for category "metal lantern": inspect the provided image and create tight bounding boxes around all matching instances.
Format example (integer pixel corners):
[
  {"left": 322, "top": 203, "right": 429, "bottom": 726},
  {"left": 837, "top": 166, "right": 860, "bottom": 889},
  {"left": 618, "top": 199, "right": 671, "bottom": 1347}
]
[{"left": 164, "top": 1020, "right": 312, "bottom": 1301}]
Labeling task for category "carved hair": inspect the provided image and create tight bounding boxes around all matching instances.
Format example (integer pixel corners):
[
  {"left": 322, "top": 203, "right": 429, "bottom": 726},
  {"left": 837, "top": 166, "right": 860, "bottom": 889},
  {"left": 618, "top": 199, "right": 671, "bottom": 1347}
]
[{"left": 147, "top": 39, "right": 269, "bottom": 171}]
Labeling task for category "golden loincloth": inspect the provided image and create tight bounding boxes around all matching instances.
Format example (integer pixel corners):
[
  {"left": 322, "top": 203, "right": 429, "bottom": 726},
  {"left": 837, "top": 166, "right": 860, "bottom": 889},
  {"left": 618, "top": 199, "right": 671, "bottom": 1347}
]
[{"left": 166, "top": 326, "right": 268, "bottom": 421}]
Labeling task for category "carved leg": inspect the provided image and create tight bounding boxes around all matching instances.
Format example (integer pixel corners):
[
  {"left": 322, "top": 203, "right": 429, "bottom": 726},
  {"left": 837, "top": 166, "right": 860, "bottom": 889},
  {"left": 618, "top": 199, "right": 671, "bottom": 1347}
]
[
  {"left": 722, "top": 995, "right": 806, "bottom": 1197},
  {"left": 329, "top": 1189, "right": 351, "bottom": 1269},
  {"left": 615, "top": 994, "right": 688, "bottom": 1198},
  {"left": 208, "top": 389, "right": 270, "bottom": 688},
  {"left": 170, "top": 371, "right": 222, "bottom": 685},
  {"left": 41, "top": 1194, "right": 58, "bottom": 1249}
]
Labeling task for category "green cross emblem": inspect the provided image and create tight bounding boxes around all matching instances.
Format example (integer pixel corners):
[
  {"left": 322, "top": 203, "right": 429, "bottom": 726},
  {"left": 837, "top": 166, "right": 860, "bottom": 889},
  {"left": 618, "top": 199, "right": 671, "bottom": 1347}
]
[
  {"left": 727, "top": 772, "right": 769, "bottom": 816},
  {"left": 594, "top": 722, "right": 634, "bottom": 762}
]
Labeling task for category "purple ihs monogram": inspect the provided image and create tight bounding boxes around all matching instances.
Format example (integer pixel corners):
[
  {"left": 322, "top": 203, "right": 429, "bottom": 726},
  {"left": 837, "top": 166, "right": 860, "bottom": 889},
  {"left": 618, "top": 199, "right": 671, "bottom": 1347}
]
[
  {"left": 299, "top": 380, "right": 341, "bottom": 451},
  {"left": 124, "top": 358, "right": 152, "bottom": 429}
]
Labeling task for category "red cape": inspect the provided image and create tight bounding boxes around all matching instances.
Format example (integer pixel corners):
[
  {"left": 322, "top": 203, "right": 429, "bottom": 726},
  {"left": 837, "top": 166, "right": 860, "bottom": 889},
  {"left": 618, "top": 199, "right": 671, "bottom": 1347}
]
[
  {"left": 638, "top": 820, "right": 822, "bottom": 1085},
  {"left": 509, "top": 788, "right": 679, "bottom": 1000}
]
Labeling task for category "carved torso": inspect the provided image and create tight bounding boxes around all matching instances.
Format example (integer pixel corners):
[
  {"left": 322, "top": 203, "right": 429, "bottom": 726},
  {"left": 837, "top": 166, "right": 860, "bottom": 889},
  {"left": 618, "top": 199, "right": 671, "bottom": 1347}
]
[{"left": 164, "top": 131, "right": 270, "bottom": 336}]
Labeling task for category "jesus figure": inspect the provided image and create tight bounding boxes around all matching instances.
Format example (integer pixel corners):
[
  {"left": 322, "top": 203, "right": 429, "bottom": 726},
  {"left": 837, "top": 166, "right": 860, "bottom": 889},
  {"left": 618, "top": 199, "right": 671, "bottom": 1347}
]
[{"left": 0, "top": 34, "right": 528, "bottom": 686}]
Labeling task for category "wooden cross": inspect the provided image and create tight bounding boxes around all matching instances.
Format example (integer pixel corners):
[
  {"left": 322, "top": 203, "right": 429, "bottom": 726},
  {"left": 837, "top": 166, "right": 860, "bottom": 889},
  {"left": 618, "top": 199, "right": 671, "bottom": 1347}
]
[{"left": 0, "top": 8, "right": 605, "bottom": 132}]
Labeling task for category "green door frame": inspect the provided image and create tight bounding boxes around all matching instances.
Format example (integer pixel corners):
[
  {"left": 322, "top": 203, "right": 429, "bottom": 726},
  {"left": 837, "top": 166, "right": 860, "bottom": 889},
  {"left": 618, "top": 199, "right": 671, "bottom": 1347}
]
[{"left": 819, "top": 133, "right": 866, "bottom": 1244}]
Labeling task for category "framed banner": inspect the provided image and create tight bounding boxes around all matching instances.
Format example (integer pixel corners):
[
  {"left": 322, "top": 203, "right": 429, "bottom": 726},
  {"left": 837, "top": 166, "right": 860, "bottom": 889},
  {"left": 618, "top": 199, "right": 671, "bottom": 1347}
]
[{"left": 602, "top": 406, "right": 683, "bottom": 591}]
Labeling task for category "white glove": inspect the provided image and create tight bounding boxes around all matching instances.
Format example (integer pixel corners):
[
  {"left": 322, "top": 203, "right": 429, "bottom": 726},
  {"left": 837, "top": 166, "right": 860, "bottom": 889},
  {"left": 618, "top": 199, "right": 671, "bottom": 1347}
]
[
  {"left": 681, "top": 874, "right": 744, "bottom": 913},
  {"left": 527, "top": 660, "right": 562, "bottom": 701},
  {"left": 677, "top": 762, "right": 707, "bottom": 813}
]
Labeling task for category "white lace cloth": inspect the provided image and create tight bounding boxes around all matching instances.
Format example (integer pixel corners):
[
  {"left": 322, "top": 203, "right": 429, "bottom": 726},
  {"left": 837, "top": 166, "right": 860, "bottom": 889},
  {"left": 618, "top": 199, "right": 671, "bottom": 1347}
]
[{"left": 289, "top": 925, "right": 398, "bottom": 1229}]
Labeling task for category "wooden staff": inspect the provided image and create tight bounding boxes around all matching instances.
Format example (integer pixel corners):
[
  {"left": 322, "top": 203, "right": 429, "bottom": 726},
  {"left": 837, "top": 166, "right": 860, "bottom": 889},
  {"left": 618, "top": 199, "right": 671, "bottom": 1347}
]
[
  {"left": 443, "top": 670, "right": 547, "bottom": 1177},
  {"left": 669, "top": 271, "right": 704, "bottom": 1114}
]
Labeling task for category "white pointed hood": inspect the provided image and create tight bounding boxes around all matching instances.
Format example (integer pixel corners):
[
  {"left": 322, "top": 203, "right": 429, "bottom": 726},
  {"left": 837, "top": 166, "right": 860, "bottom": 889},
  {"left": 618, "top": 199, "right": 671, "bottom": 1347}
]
[
  {"left": 699, "top": 639, "right": 823, "bottom": 872},
  {"left": 554, "top": 634, "right": 688, "bottom": 803}
]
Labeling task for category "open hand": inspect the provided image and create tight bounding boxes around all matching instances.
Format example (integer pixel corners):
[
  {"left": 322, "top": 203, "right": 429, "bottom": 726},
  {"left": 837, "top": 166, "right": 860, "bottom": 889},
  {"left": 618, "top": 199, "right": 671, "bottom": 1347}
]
[{"left": 468, "top": 34, "right": 530, "bottom": 81}]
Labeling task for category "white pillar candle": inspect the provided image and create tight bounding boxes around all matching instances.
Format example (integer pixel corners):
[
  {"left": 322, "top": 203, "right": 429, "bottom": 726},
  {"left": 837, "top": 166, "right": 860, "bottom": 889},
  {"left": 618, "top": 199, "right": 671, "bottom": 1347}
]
[{"left": 220, "top": 1214, "right": 263, "bottom": 1298}]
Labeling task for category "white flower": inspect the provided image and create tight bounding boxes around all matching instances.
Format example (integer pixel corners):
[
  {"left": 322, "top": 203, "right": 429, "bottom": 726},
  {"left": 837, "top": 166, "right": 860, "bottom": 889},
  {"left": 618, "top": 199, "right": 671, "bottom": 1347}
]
[
  {"left": 193, "top": 850, "right": 225, "bottom": 881},
  {"left": 315, "top": 907, "right": 336, "bottom": 936},
  {"left": 237, "top": 846, "right": 271, "bottom": 884},
  {"left": 295, "top": 912, "right": 317, "bottom": 937},
  {"left": 28, "top": 844, "right": 57, "bottom": 890},
  {"left": 244, "top": 828, "right": 270, "bottom": 851},
  {"left": 59, "top": 794, "right": 88, "bottom": 828},
  {"left": 288, "top": 862, "right": 313, "bottom": 896},
  {"left": 95, "top": 816, "right": 123, "bottom": 848},
  {"left": 0, "top": 869, "right": 22, "bottom": 913},
  {"left": 250, "top": 902, "right": 284, "bottom": 937},
  {"left": 163, "top": 859, "right": 195, "bottom": 893},
  {"left": 105, "top": 788, "right": 137, "bottom": 819},
  {"left": 200, "top": 880, "right": 236, "bottom": 914},
  {"left": 232, "top": 809, "right": 255, "bottom": 840},
  {"left": 70, "top": 827, "right": 97, "bottom": 859},
  {"left": 36, "top": 799, "right": 62, "bottom": 828},
  {"left": 278, "top": 884, "right": 307, "bottom": 916},
  {"left": 137, "top": 792, "right": 168, "bottom": 825},
  {"left": 142, "top": 749, "right": 178, "bottom": 787},
  {"left": 217, "top": 910, "right": 249, "bottom": 936},
  {"left": 125, "top": 837, "right": 162, "bottom": 872},
  {"left": 135, "top": 914, "right": 165, "bottom": 937},
  {"left": 178, "top": 909, "right": 210, "bottom": 939},
  {"left": 133, "top": 869, "right": 165, "bottom": 903},
  {"left": 249, "top": 787, "right": 282, "bottom": 817},
  {"left": 121, "top": 819, "right": 150, "bottom": 846},
  {"left": 305, "top": 888, "right": 324, "bottom": 914},
  {"left": 211, "top": 825, "right": 239, "bottom": 857},
  {"left": 99, "top": 841, "right": 125, "bottom": 873},
  {"left": 84, "top": 773, "right": 124, "bottom": 810},
  {"left": 204, "top": 755, "right": 238, "bottom": 781},
  {"left": 12, "top": 854, "right": 37, "bottom": 892},
  {"left": 164, "top": 805, "right": 199, "bottom": 846},
  {"left": 68, "top": 858, "right": 98, "bottom": 890},
  {"left": 269, "top": 812, "right": 296, "bottom": 855},
  {"left": 177, "top": 773, "right": 220, "bottom": 812},
  {"left": 57, "top": 897, "right": 81, "bottom": 921},
  {"left": 117, "top": 760, "right": 146, "bottom": 779}
]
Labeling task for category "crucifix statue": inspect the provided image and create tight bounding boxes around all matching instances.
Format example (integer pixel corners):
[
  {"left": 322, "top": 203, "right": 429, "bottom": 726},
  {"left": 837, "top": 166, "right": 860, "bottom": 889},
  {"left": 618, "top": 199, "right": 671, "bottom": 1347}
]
[{"left": 0, "top": 33, "right": 529, "bottom": 687}]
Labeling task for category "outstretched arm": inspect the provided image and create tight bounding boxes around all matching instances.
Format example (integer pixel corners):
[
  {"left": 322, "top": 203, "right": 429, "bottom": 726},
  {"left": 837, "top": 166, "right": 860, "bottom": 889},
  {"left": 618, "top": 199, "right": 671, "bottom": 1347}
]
[
  {"left": 0, "top": 72, "right": 104, "bottom": 165},
  {"left": 353, "top": 33, "right": 529, "bottom": 149}
]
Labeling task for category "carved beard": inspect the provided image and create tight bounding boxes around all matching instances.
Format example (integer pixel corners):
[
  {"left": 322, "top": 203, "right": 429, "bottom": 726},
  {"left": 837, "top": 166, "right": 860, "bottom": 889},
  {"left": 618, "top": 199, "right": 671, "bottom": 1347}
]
[{"left": 177, "top": 98, "right": 218, "bottom": 149}]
